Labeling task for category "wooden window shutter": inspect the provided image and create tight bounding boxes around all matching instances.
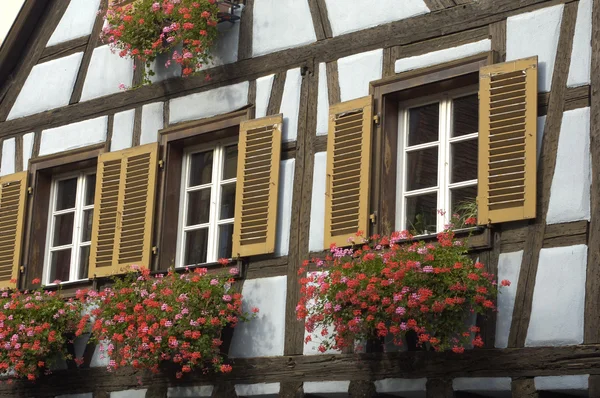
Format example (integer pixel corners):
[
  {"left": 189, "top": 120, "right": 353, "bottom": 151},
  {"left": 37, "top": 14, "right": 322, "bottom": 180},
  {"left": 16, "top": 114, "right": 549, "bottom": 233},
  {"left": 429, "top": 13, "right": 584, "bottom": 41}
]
[
  {"left": 89, "top": 143, "right": 159, "bottom": 277},
  {"left": 478, "top": 56, "right": 537, "bottom": 225},
  {"left": 0, "top": 172, "right": 27, "bottom": 289},
  {"left": 232, "top": 114, "right": 282, "bottom": 257},
  {"left": 324, "top": 95, "right": 373, "bottom": 249}
]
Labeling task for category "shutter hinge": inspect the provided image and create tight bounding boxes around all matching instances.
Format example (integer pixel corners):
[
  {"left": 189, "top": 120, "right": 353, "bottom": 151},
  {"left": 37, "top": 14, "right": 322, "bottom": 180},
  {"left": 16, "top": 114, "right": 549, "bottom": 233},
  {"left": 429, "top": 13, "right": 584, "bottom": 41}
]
[
  {"left": 152, "top": 246, "right": 158, "bottom": 255},
  {"left": 369, "top": 211, "right": 377, "bottom": 225},
  {"left": 373, "top": 114, "right": 381, "bottom": 125},
  {"left": 158, "top": 160, "right": 164, "bottom": 169},
  {"left": 27, "top": 187, "right": 32, "bottom": 195}
]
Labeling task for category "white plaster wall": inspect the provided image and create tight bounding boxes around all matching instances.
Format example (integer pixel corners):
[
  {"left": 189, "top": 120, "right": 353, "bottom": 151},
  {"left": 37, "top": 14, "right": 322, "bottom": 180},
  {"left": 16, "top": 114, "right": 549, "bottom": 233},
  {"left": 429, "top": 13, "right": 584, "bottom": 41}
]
[
  {"left": 90, "top": 340, "right": 109, "bottom": 367},
  {"left": 110, "top": 110, "right": 135, "bottom": 151},
  {"left": 255, "top": 74, "right": 274, "bottom": 119},
  {"left": 537, "top": 115, "right": 547, "bottom": 164},
  {"left": 525, "top": 245, "right": 587, "bottom": 347},
  {"left": 169, "top": 81, "right": 249, "bottom": 124},
  {"left": 252, "top": 0, "right": 316, "bottom": 56},
  {"left": 338, "top": 49, "right": 383, "bottom": 102},
  {"left": 229, "top": 276, "right": 286, "bottom": 357},
  {"left": 495, "top": 251, "right": 523, "bottom": 349},
  {"left": 324, "top": 0, "right": 429, "bottom": 37},
  {"left": 140, "top": 102, "right": 164, "bottom": 145},
  {"left": 0, "top": 138, "right": 15, "bottom": 177},
  {"left": 567, "top": 0, "right": 592, "bottom": 87},
  {"left": 506, "top": 5, "right": 564, "bottom": 92},
  {"left": 47, "top": 0, "right": 101, "bottom": 46},
  {"left": 149, "top": 45, "right": 182, "bottom": 84},
  {"left": 275, "top": 159, "right": 294, "bottom": 256},
  {"left": 279, "top": 68, "right": 302, "bottom": 142},
  {"left": 22, "top": 132, "right": 34, "bottom": 171},
  {"left": 167, "top": 385, "right": 214, "bottom": 397},
  {"left": 204, "top": 8, "right": 241, "bottom": 68},
  {"left": 304, "top": 381, "right": 350, "bottom": 395},
  {"left": 39, "top": 116, "right": 107, "bottom": 157},
  {"left": 55, "top": 394, "right": 93, "bottom": 398},
  {"left": 395, "top": 39, "right": 491, "bottom": 74},
  {"left": 81, "top": 45, "right": 134, "bottom": 101},
  {"left": 303, "top": 271, "right": 339, "bottom": 356},
  {"left": 8, "top": 52, "right": 83, "bottom": 120},
  {"left": 110, "top": 389, "right": 147, "bottom": 398},
  {"left": 546, "top": 107, "right": 591, "bottom": 224},
  {"left": 235, "top": 383, "right": 280, "bottom": 396},
  {"left": 316, "top": 62, "right": 329, "bottom": 136},
  {"left": 308, "top": 152, "right": 327, "bottom": 252},
  {"left": 535, "top": 375, "right": 589, "bottom": 392},
  {"left": 374, "top": 378, "right": 427, "bottom": 398}
]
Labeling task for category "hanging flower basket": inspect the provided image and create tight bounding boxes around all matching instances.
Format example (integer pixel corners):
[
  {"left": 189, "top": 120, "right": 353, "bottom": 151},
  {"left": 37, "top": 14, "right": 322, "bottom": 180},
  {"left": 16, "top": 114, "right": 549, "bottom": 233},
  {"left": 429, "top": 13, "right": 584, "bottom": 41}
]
[
  {"left": 0, "top": 281, "right": 84, "bottom": 381},
  {"left": 297, "top": 222, "right": 510, "bottom": 354},
  {"left": 84, "top": 265, "right": 257, "bottom": 378},
  {"left": 102, "top": 0, "right": 224, "bottom": 84}
]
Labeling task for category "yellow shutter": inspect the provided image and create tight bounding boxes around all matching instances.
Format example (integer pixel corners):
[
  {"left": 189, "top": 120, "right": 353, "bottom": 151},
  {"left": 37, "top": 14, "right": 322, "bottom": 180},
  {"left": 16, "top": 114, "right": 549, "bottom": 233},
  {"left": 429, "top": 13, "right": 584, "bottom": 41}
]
[
  {"left": 232, "top": 114, "right": 282, "bottom": 257},
  {"left": 324, "top": 96, "right": 373, "bottom": 249},
  {"left": 0, "top": 172, "right": 27, "bottom": 289},
  {"left": 478, "top": 56, "right": 537, "bottom": 225},
  {"left": 89, "top": 143, "right": 158, "bottom": 277}
]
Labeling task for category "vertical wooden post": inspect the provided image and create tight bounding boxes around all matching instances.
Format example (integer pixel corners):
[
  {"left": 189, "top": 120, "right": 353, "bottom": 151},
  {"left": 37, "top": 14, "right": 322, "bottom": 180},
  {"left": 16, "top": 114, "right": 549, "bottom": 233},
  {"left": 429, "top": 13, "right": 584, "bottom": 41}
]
[
  {"left": 280, "top": 382, "right": 304, "bottom": 398},
  {"left": 349, "top": 381, "right": 377, "bottom": 398},
  {"left": 511, "top": 379, "right": 538, "bottom": 398},
  {"left": 426, "top": 379, "right": 454, "bottom": 398}
]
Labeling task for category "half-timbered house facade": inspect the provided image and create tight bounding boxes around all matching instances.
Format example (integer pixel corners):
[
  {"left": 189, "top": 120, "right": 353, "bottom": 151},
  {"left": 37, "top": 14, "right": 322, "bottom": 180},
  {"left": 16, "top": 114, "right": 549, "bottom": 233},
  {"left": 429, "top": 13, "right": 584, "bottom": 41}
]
[{"left": 0, "top": 0, "right": 597, "bottom": 396}]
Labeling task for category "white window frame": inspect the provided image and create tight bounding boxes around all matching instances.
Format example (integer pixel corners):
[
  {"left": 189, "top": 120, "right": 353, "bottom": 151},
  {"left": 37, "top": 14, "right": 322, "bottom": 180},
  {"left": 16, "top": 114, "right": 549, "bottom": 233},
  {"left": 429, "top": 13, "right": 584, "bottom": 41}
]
[
  {"left": 176, "top": 139, "right": 237, "bottom": 268},
  {"left": 44, "top": 170, "right": 95, "bottom": 284},
  {"left": 395, "top": 86, "right": 478, "bottom": 234}
]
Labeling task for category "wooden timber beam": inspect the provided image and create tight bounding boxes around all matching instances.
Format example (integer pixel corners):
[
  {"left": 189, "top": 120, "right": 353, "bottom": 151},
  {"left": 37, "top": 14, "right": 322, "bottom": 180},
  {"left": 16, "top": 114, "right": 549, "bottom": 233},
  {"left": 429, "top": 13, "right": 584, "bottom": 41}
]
[
  {"left": 5, "top": 345, "right": 600, "bottom": 397},
  {"left": 0, "top": 0, "right": 569, "bottom": 138}
]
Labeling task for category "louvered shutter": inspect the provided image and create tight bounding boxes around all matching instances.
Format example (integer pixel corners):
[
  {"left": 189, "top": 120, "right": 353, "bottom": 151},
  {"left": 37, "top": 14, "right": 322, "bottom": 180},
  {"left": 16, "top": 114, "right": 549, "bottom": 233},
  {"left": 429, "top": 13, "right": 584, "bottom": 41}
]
[
  {"left": 89, "top": 143, "right": 158, "bottom": 277},
  {"left": 477, "top": 56, "right": 537, "bottom": 225},
  {"left": 232, "top": 115, "right": 282, "bottom": 257},
  {"left": 324, "top": 96, "right": 373, "bottom": 249},
  {"left": 0, "top": 172, "right": 27, "bottom": 289}
]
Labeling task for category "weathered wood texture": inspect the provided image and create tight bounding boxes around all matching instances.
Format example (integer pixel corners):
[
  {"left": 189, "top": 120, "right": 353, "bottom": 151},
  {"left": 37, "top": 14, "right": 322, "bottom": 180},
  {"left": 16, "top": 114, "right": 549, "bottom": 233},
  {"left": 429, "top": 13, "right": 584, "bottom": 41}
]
[
  {"left": 423, "top": 0, "right": 457, "bottom": 12},
  {"left": 512, "top": 379, "right": 539, "bottom": 398},
  {"left": 426, "top": 379, "right": 454, "bottom": 398},
  {"left": 38, "top": 36, "right": 89, "bottom": 64},
  {"left": 585, "top": 0, "right": 600, "bottom": 344},
  {"left": 508, "top": 1, "right": 578, "bottom": 348},
  {"left": 489, "top": 20, "right": 507, "bottom": 62},
  {"left": 9, "top": 345, "right": 600, "bottom": 397},
  {"left": 0, "top": 0, "right": 572, "bottom": 138},
  {"left": 266, "top": 71, "right": 286, "bottom": 116},
  {"left": 237, "top": 0, "right": 253, "bottom": 60}
]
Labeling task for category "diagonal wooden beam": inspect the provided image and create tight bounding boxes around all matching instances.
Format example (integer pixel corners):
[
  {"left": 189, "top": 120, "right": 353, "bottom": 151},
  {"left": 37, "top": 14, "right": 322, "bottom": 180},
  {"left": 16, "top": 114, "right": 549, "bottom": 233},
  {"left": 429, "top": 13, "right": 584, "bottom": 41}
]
[
  {"left": 423, "top": 0, "right": 457, "bottom": 12},
  {"left": 507, "top": 1, "right": 579, "bottom": 348}
]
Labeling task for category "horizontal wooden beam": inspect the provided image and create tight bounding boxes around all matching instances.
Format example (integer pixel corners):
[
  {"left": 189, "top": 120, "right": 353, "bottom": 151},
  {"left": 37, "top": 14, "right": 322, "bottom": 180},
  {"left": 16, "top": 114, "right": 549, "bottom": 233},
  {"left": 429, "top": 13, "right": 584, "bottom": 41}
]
[
  {"left": 0, "top": 0, "right": 564, "bottom": 138},
  {"left": 38, "top": 36, "right": 90, "bottom": 64},
  {"left": 5, "top": 344, "right": 600, "bottom": 397}
]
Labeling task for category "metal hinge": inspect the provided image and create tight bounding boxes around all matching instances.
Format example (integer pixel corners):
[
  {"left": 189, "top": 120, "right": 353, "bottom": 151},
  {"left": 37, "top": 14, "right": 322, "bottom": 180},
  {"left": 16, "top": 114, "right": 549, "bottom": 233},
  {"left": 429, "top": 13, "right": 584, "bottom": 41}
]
[
  {"left": 158, "top": 160, "right": 164, "bottom": 169},
  {"left": 27, "top": 187, "right": 33, "bottom": 195},
  {"left": 152, "top": 246, "right": 158, "bottom": 255},
  {"left": 373, "top": 114, "right": 381, "bottom": 125},
  {"left": 369, "top": 211, "right": 377, "bottom": 225}
]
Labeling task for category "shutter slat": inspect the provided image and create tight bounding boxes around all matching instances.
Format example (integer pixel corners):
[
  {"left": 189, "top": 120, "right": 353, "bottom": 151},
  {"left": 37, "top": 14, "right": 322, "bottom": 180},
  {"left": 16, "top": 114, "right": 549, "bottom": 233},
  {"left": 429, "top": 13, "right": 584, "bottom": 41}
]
[
  {"left": 324, "top": 96, "right": 372, "bottom": 249},
  {"left": 0, "top": 172, "right": 27, "bottom": 289},
  {"left": 232, "top": 114, "right": 282, "bottom": 257},
  {"left": 89, "top": 143, "right": 158, "bottom": 277},
  {"left": 478, "top": 57, "right": 537, "bottom": 224}
]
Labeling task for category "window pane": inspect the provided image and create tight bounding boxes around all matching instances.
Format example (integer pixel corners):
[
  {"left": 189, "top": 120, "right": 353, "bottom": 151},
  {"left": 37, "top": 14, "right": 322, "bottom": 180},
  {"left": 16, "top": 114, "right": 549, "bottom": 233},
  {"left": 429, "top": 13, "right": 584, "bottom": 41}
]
[
  {"left": 186, "top": 189, "right": 211, "bottom": 226},
  {"left": 406, "top": 147, "right": 438, "bottom": 191},
  {"left": 81, "top": 209, "right": 93, "bottom": 242},
  {"left": 223, "top": 145, "right": 238, "bottom": 180},
  {"left": 451, "top": 139, "right": 478, "bottom": 183},
  {"left": 405, "top": 194, "right": 437, "bottom": 235},
  {"left": 53, "top": 212, "right": 74, "bottom": 246},
  {"left": 189, "top": 151, "right": 213, "bottom": 187},
  {"left": 408, "top": 103, "right": 439, "bottom": 146},
  {"left": 220, "top": 183, "right": 236, "bottom": 220},
  {"left": 217, "top": 224, "right": 234, "bottom": 259},
  {"left": 184, "top": 229, "right": 209, "bottom": 265},
  {"left": 55, "top": 178, "right": 77, "bottom": 210},
  {"left": 453, "top": 94, "right": 478, "bottom": 137},
  {"left": 78, "top": 246, "right": 91, "bottom": 280},
  {"left": 451, "top": 185, "right": 478, "bottom": 222},
  {"left": 85, "top": 174, "right": 96, "bottom": 206},
  {"left": 49, "top": 249, "right": 71, "bottom": 283}
]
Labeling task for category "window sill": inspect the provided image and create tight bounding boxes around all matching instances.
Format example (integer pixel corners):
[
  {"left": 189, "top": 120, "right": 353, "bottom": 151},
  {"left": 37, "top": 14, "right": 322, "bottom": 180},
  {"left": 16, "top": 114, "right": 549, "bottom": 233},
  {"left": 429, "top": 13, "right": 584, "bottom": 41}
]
[{"left": 397, "top": 226, "right": 492, "bottom": 250}]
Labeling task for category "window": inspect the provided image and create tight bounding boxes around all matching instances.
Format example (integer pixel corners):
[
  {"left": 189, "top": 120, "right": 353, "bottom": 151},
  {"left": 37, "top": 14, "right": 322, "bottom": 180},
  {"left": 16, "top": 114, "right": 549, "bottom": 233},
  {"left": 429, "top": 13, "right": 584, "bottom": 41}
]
[
  {"left": 177, "top": 142, "right": 237, "bottom": 267},
  {"left": 396, "top": 91, "right": 478, "bottom": 234},
  {"left": 44, "top": 171, "right": 96, "bottom": 284}
]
